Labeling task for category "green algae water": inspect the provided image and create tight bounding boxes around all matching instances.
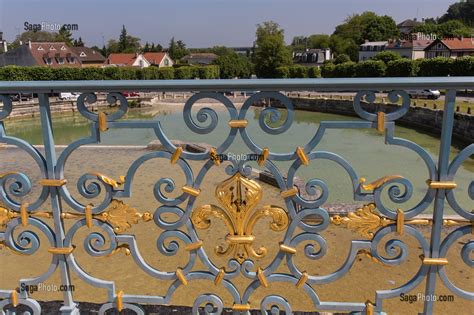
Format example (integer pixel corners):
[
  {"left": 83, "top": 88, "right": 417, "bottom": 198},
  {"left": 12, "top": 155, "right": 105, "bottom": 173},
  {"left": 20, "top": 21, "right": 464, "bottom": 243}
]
[{"left": 2, "top": 106, "right": 472, "bottom": 212}]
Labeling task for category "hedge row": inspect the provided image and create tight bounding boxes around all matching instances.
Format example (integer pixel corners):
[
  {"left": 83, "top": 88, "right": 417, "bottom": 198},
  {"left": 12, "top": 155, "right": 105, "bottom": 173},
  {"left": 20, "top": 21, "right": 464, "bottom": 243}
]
[
  {"left": 0, "top": 65, "right": 220, "bottom": 81},
  {"left": 321, "top": 56, "right": 474, "bottom": 78},
  {"left": 275, "top": 65, "right": 321, "bottom": 78}
]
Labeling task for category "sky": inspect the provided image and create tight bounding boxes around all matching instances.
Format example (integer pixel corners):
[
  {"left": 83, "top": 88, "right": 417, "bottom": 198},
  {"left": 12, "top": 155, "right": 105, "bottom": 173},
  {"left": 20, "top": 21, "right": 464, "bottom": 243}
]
[{"left": 0, "top": 0, "right": 456, "bottom": 48}]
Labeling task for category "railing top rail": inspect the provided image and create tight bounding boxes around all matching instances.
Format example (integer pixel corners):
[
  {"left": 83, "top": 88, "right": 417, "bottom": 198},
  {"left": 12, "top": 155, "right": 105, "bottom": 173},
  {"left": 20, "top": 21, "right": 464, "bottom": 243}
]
[{"left": 0, "top": 77, "right": 473, "bottom": 93}]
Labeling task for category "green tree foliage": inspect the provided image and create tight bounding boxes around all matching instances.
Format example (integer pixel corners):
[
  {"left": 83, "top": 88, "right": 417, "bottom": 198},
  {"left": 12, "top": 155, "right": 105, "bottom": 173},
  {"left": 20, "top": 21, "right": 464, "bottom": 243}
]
[
  {"left": 214, "top": 53, "right": 252, "bottom": 78},
  {"left": 307, "top": 66, "right": 321, "bottom": 78},
  {"left": 333, "top": 62, "right": 357, "bottom": 77},
  {"left": 253, "top": 21, "right": 292, "bottom": 78},
  {"left": 291, "top": 34, "right": 330, "bottom": 51},
  {"left": 438, "top": 1, "right": 474, "bottom": 27},
  {"left": 105, "top": 25, "right": 141, "bottom": 53},
  {"left": 73, "top": 37, "right": 84, "bottom": 47},
  {"left": 386, "top": 59, "right": 419, "bottom": 77},
  {"left": 10, "top": 31, "right": 57, "bottom": 48},
  {"left": 355, "top": 60, "right": 386, "bottom": 77},
  {"left": 334, "top": 54, "right": 351, "bottom": 64},
  {"left": 417, "top": 57, "right": 454, "bottom": 76},
  {"left": 413, "top": 20, "right": 472, "bottom": 38},
  {"left": 119, "top": 25, "right": 128, "bottom": 52},
  {"left": 57, "top": 26, "right": 73, "bottom": 46},
  {"left": 370, "top": 51, "right": 401, "bottom": 64},
  {"left": 331, "top": 12, "right": 399, "bottom": 60},
  {"left": 168, "top": 37, "right": 188, "bottom": 61}
]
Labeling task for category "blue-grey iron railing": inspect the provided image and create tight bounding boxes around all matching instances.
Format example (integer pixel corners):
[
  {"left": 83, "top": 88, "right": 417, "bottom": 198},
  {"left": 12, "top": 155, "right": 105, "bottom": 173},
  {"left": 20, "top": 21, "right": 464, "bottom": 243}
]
[{"left": 0, "top": 78, "right": 472, "bottom": 315}]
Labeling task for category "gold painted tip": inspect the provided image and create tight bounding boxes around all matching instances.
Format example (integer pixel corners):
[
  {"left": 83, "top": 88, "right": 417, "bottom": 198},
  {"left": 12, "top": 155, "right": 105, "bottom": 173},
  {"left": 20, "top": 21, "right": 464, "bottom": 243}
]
[
  {"left": 11, "top": 290, "right": 18, "bottom": 307},
  {"left": 396, "top": 208, "right": 404, "bottom": 235},
  {"left": 214, "top": 268, "right": 225, "bottom": 286},
  {"left": 296, "top": 146, "right": 309, "bottom": 166},
  {"left": 20, "top": 202, "right": 29, "bottom": 227},
  {"left": 116, "top": 290, "right": 123, "bottom": 312},
  {"left": 185, "top": 240, "right": 203, "bottom": 251},
  {"left": 171, "top": 146, "right": 183, "bottom": 164},
  {"left": 38, "top": 179, "right": 67, "bottom": 187},
  {"left": 296, "top": 271, "right": 309, "bottom": 288},
  {"left": 85, "top": 204, "right": 93, "bottom": 228},
  {"left": 176, "top": 268, "right": 188, "bottom": 286},
  {"left": 228, "top": 119, "right": 248, "bottom": 128},
  {"left": 427, "top": 180, "right": 457, "bottom": 190},
  {"left": 423, "top": 257, "right": 448, "bottom": 265},
  {"left": 98, "top": 112, "right": 108, "bottom": 132},
  {"left": 377, "top": 111, "right": 385, "bottom": 133},
  {"left": 182, "top": 186, "right": 201, "bottom": 197},
  {"left": 232, "top": 304, "right": 251, "bottom": 311},
  {"left": 226, "top": 235, "right": 255, "bottom": 244},
  {"left": 257, "top": 147, "right": 269, "bottom": 166},
  {"left": 280, "top": 187, "right": 298, "bottom": 198},
  {"left": 209, "top": 148, "right": 221, "bottom": 166},
  {"left": 365, "top": 300, "right": 374, "bottom": 315},
  {"left": 48, "top": 246, "right": 75, "bottom": 255},
  {"left": 257, "top": 268, "right": 268, "bottom": 288},
  {"left": 279, "top": 243, "right": 297, "bottom": 255}
]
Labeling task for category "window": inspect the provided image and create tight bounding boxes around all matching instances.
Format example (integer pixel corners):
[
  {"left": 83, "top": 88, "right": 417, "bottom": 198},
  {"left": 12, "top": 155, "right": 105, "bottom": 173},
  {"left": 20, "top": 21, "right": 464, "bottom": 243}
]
[
  {"left": 44, "top": 57, "right": 52, "bottom": 65},
  {"left": 61, "top": 46, "right": 67, "bottom": 51},
  {"left": 49, "top": 45, "right": 56, "bottom": 51},
  {"left": 164, "top": 58, "right": 169, "bottom": 66},
  {"left": 57, "top": 57, "right": 64, "bottom": 64},
  {"left": 80, "top": 52, "right": 87, "bottom": 57},
  {"left": 68, "top": 57, "right": 76, "bottom": 64},
  {"left": 37, "top": 46, "right": 44, "bottom": 51}
]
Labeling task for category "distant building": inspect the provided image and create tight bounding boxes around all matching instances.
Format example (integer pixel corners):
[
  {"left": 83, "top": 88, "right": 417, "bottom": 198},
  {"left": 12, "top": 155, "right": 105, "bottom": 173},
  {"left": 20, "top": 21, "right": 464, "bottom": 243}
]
[
  {"left": 386, "top": 39, "right": 433, "bottom": 59},
  {"left": 424, "top": 38, "right": 474, "bottom": 59},
  {"left": 397, "top": 19, "right": 421, "bottom": 35},
  {"left": 105, "top": 52, "right": 173, "bottom": 68},
  {"left": 143, "top": 52, "right": 173, "bottom": 67},
  {"left": 70, "top": 46, "right": 105, "bottom": 67},
  {"left": 358, "top": 41, "right": 388, "bottom": 61},
  {"left": 293, "top": 48, "right": 331, "bottom": 65},
  {"left": 0, "top": 41, "right": 81, "bottom": 67},
  {"left": 181, "top": 53, "right": 218, "bottom": 65},
  {"left": 0, "top": 32, "right": 7, "bottom": 54}
]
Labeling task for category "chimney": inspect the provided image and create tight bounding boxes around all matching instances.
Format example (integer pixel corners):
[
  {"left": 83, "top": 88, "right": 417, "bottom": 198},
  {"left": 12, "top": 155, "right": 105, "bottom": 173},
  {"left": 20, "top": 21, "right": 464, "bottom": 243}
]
[{"left": 28, "top": 40, "right": 32, "bottom": 49}]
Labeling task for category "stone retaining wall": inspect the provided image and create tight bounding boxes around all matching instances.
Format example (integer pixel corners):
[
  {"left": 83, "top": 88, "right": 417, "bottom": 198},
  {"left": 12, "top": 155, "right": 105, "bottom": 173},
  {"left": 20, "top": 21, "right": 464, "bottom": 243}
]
[{"left": 285, "top": 98, "right": 474, "bottom": 146}]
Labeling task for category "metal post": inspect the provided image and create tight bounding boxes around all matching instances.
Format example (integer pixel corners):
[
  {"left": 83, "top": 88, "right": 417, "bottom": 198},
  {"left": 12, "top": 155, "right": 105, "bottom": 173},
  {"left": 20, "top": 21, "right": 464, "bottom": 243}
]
[
  {"left": 38, "top": 93, "right": 79, "bottom": 314},
  {"left": 422, "top": 89, "right": 456, "bottom": 315}
]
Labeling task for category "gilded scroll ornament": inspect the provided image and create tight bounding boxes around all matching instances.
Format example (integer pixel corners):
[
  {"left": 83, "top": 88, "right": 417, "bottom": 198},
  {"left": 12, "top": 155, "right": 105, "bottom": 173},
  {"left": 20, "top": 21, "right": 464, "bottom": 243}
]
[{"left": 191, "top": 173, "right": 289, "bottom": 263}]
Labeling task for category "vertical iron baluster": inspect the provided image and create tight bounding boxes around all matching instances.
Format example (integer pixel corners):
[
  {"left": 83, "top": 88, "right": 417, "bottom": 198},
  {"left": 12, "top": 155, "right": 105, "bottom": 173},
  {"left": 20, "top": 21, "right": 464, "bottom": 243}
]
[
  {"left": 422, "top": 89, "right": 456, "bottom": 315},
  {"left": 38, "top": 94, "right": 79, "bottom": 314}
]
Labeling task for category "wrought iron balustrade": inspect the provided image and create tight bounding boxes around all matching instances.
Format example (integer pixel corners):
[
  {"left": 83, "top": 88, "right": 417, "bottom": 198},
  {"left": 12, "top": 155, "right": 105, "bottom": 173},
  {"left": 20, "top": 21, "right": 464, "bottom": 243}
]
[{"left": 0, "top": 78, "right": 472, "bottom": 315}]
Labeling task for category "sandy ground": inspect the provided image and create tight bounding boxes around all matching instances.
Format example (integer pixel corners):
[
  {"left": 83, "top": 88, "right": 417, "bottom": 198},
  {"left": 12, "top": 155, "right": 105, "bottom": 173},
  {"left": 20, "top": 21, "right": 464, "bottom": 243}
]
[{"left": 1, "top": 145, "right": 472, "bottom": 314}]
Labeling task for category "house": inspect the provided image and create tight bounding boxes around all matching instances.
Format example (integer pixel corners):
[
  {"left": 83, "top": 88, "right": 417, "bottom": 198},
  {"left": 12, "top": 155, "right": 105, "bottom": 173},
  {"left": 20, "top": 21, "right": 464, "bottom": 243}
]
[
  {"left": 358, "top": 41, "right": 388, "bottom": 61},
  {"left": 0, "top": 32, "right": 7, "bottom": 54},
  {"left": 386, "top": 39, "right": 432, "bottom": 59},
  {"left": 105, "top": 53, "right": 150, "bottom": 68},
  {"left": 181, "top": 53, "right": 218, "bottom": 65},
  {"left": 105, "top": 52, "right": 173, "bottom": 68},
  {"left": 293, "top": 48, "right": 332, "bottom": 65},
  {"left": 424, "top": 38, "right": 474, "bottom": 59},
  {"left": 397, "top": 19, "right": 420, "bottom": 35},
  {"left": 0, "top": 41, "right": 81, "bottom": 67},
  {"left": 143, "top": 52, "right": 173, "bottom": 67},
  {"left": 70, "top": 46, "right": 105, "bottom": 67}
]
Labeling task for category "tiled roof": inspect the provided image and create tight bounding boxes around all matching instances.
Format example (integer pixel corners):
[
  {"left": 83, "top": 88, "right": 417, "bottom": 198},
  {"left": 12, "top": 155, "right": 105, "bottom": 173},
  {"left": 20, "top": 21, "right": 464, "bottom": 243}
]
[
  {"left": 441, "top": 38, "right": 474, "bottom": 50},
  {"left": 106, "top": 53, "right": 137, "bottom": 66},
  {"left": 387, "top": 39, "right": 432, "bottom": 50},
  {"left": 29, "top": 42, "right": 81, "bottom": 67},
  {"left": 70, "top": 47, "right": 105, "bottom": 63},
  {"left": 397, "top": 19, "right": 420, "bottom": 27},
  {"left": 143, "top": 52, "right": 167, "bottom": 65}
]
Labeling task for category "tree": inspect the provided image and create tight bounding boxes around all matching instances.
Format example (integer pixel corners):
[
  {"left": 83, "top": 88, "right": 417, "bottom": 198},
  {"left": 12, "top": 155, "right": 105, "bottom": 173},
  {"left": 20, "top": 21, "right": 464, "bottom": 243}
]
[
  {"left": 439, "top": 1, "right": 474, "bottom": 27},
  {"left": 143, "top": 42, "right": 150, "bottom": 52},
  {"left": 119, "top": 25, "right": 128, "bottom": 52},
  {"left": 168, "top": 37, "right": 188, "bottom": 61},
  {"left": 252, "top": 21, "right": 292, "bottom": 78},
  {"left": 334, "top": 54, "right": 351, "bottom": 64},
  {"left": 214, "top": 53, "right": 252, "bottom": 78},
  {"left": 413, "top": 20, "right": 472, "bottom": 39},
  {"left": 210, "top": 45, "right": 235, "bottom": 56},
  {"left": 73, "top": 37, "right": 84, "bottom": 47},
  {"left": 10, "top": 31, "right": 58, "bottom": 48},
  {"left": 332, "top": 12, "right": 399, "bottom": 60},
  {"left": 57, "top": 26, "right": 73, "bottom": 46},
  {"left": 307, "top": 34, "right": 330, "bottom": 49},
  {"left": 371, "top": 51, "right": 401, "bottom": 64}
]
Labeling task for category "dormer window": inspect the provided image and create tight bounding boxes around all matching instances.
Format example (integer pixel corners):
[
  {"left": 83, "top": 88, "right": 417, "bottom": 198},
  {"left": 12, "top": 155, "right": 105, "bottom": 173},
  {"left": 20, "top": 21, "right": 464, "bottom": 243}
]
[
  {"left": 49, "top": 45, "right": 56, "bottom": 51},
  {"left": 44, "top": 57, "right": 52, "bottom": 65},
  {"left": 79, "top": 52, "right": 87, "bottom": 57},
  {"left": 56, "top": 57, "right": 64, "bottom": 64},
  {"left": 67, "top": 57, "right": 76, "bottom": 64},
  {"left": 60, "top": 46, "right": 67, "bottom": 50},
  {"left": 37, "top": 46, "right": 44, "bottom": 51}
]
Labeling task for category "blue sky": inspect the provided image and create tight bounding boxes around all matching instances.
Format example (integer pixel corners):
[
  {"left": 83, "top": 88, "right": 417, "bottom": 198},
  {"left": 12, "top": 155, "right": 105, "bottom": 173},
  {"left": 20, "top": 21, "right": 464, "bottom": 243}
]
[{"left": 0, "top": 0, "right": 455, "bottom": 47}]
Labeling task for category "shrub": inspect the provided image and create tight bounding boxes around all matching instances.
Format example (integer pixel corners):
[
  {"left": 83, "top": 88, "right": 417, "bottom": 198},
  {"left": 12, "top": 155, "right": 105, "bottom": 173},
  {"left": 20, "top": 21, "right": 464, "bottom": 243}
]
[
  {"left": 370, "top": 51, "right": 401, "bottom": 64},
  {"left": 333, "top": 62, "right": 356, "bottom": 77},
  {"left": 334, "top": 54, "right": 351, "bottom": 65},
  {"left": 275, "top": 66, "right": 289, "bottom": 78},
  {"left": 80, "top": 67, "right": 105, "bottom": 80},
  {"left": 451, "top": 56, "right": 474, "bottom": 76},
  {"left": 174, "top": 67, "right": 193, "bottom": 79},
  {"left": 417, "top": 57, "right": 453, "bottom": 76},
  {"left": 198, "top": 65, "right": 220, "bottom": 79},
  {"left": 307, "top": 66, "right": 321, "bottom": 78},
  {"left": 355, "top": 60, "right": 386, "bottom": 77},
  {"left": 321, "top": 63, "right": 336, "bottom": 78},
  {"left": 386, "top": 59, "right": 418, "bottom": 77},
  {"left": 157, "top": 67, "right": 174, "bottom": 80},
  {"left": 52, "top": 67, "right": 83, "bottom": 80},
  {"left": 288, "top": 65, "right": 308, "bottom": 78}
]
